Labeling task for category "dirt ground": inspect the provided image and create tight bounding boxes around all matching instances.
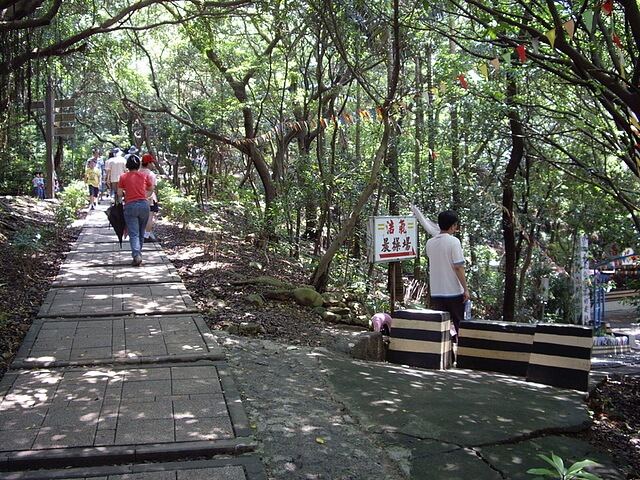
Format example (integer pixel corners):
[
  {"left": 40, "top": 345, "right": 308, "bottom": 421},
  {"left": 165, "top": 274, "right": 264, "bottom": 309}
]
[{"left": 1, "top": 196, "right": 639, "bottom": 478}]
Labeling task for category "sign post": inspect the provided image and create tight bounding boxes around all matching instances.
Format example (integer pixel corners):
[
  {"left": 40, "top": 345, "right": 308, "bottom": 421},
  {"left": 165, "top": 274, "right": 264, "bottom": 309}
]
[
  {"left": 367, "top": 215, "right": 418, "bottom": 310},
  {"left": 30, "top": 87, "right": 75, "bottom": 198}
]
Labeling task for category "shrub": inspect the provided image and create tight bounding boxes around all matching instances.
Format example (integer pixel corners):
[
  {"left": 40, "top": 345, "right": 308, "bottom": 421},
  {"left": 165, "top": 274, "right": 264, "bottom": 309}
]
[
  {"left": 57, "top": 180, "right": 87, "bottom": 215},
  {"left": 156, "top": 180, "right": 201, "bottom": 229}
]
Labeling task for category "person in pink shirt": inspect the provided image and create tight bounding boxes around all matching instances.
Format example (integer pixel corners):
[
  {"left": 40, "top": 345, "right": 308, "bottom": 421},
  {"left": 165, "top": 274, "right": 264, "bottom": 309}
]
[{"left": 117, "top": 154, "right": 154, "bottom": 266}]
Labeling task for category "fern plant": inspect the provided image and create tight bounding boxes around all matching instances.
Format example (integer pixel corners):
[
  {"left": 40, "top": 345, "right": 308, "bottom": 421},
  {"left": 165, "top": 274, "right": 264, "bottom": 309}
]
[{"left": 527, "top": 452, "right": 601, "bottom": 480}]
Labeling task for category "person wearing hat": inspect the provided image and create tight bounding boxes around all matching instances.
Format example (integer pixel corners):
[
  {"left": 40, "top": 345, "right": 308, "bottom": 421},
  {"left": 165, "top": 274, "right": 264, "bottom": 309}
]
[
  {"left": 140, "top": 153, "right": 159, "bottom": 242},
  {"left": 83, "top": 157, "right": 101, "bottom": 210},
  {"left": 117, "top": 154, "right": 154, "bottom": 266}
]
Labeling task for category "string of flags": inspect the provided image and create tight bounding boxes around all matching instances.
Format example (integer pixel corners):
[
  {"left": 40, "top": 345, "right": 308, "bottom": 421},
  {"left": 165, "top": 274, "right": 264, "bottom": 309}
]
[
  {"left": 225, "top": 1, "right": 632, "bottom": 151},
  {"left": 226, "top": 107, "right": 389, "bottom": 147}
]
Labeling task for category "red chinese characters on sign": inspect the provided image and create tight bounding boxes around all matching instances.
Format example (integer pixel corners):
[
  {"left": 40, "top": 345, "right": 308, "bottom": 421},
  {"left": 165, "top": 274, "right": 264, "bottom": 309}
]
[{"left": 368, "top": 216, "right": 417, "bottom": 263}]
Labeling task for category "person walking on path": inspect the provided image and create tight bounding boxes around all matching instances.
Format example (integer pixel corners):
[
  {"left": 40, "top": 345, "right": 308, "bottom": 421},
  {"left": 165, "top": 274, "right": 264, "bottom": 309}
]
[
  {"left": 83, "top": 158, "right": 101, "bottom": 210},
  {"left": 106, "top": 148, "right": 127, "bottom": 204},
  {"left": 140, "top": 153, "right": 159, "bottom": 242},
  {"left": 425, "top": 210, "right": 470, "bottom": 340},
  {"left": 117, "top": 154, "right": 154, "bottom": 266}
]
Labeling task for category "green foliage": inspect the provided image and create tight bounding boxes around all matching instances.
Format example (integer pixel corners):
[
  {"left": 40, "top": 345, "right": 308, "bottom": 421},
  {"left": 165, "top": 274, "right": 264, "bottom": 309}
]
[
  {"left": 527, "top": 452, "right": 601, "bottom": 480},
  {"left": 11, "top": 225, "right": 45, "bottom": 280},
  {"left": 57, "top": 180, "right": 88, "bottom": 215},
  {"left": 156, "top": 180, "right": 202, "bottom": 229}
]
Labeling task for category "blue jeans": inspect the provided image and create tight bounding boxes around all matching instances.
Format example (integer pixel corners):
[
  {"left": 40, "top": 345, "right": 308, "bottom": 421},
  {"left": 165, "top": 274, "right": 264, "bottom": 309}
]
[{"left": 124, "top": 200, "right": 150, "bottom": 258}]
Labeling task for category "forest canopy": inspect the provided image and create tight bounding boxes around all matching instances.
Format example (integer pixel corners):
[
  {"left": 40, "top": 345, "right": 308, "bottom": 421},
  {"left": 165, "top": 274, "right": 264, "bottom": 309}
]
[{"left": 1, "top": 0, "right": 639, "bottom": 322}]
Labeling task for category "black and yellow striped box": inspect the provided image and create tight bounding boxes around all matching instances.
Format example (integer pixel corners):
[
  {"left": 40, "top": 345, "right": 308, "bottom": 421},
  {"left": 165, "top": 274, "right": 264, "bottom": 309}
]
[
  {"left": 387, "top": 309, "right": 452, "bottom": 369},
  {"left": 526, "top": 324, "right": 593, "bottom": 391},
  {"left": 457, "top": 320, "right": 536, "bottom": 376}
]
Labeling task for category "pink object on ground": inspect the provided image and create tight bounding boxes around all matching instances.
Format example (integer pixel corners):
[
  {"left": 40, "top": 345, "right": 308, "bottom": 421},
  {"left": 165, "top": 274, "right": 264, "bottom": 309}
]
[{"left": 371, "top": 312, "right": 392, "bottom": 335}]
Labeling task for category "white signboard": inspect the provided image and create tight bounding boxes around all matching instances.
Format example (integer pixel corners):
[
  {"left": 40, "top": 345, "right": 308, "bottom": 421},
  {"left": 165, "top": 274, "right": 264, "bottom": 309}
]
[{"left": 367, "top": 216, "right": 417, "bottom": 263}]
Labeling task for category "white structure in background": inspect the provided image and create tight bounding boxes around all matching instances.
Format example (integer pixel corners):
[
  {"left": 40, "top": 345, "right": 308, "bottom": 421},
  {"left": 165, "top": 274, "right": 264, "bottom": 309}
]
[{"left": 574, "top": 233, "right": 592, "bottom": 325}]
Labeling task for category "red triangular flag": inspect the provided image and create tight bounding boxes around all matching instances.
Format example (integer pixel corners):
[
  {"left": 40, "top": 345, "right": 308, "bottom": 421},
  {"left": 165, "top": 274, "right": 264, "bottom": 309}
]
[
  {"left": 613, "top": 33, "right": 622, "bottom": 48},
  {"left": 601, "top": 0, "right": 613, "bottom": 15},
  {"left": 516, "top": 44, "right": 527, "bottom": 62},
  {"left": 457, "top": 75, "right": 468, "bottom": 89}
]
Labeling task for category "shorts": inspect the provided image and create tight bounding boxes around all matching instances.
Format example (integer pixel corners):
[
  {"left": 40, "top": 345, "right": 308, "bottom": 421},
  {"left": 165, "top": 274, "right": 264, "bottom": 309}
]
[
  {"left": 150, "top": 201, "right": 159, "bottom": 212},
  {"left": 89, "top": 185, "right": 99, "bottom": 197}
]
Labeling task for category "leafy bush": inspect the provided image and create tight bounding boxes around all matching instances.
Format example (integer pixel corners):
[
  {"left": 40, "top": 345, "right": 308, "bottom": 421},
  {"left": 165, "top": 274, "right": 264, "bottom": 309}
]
[
  {"left": 156, "top": 180, "right": 202, "bottom": 229},
  {"left": 57, "top": 180, "right": 87, "bottom": 215},
  {"left": 11, "top": 225, "right": 44, "bottom": 279}
]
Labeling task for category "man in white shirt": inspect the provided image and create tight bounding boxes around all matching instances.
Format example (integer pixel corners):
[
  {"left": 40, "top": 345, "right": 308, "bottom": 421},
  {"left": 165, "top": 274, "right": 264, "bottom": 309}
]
[
  {"left": 425, "top": 210, "right": 470, "bottom": 338},
  {"left": 105, "top": 148, "right": 127, "bottom": 204}
]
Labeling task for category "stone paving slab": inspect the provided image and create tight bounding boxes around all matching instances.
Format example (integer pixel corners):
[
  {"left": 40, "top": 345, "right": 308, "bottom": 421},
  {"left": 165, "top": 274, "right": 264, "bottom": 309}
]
[
  {"left": 52, "top": 262, "right": 181, "bottom": 287},
  {"left": 64, "top": 249, "right": 170, "bottom": 268},
  {"left": 0, "top": 456, "right": 267, "bottom": 479},
  {"left": 11, "top": 315, "right": 223, "bottom": 369},
  {"left": 77, "top": 228, "right": 131, "bottom": 244},
  {"left": 71, "top": 241, "right": 163, "bottom": 253},
  {"left": 37, "top": 284, "right": 198, "bottom": 318},
  {"left": 0, "top": 361, "right": 254, "bottom": 471}
]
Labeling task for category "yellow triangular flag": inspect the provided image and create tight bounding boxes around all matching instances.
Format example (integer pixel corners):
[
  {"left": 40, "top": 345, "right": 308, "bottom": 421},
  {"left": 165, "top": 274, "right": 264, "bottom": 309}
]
[
  {"left": 478, "top": 63, "right": 489, "bottom": 80},
  {"left": 545, "top": 28, "right": 557, "bottom": 48}
]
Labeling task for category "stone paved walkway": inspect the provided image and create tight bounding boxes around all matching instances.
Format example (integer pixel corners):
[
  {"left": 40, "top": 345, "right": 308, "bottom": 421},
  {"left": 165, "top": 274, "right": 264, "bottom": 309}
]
[{"left": 0, "top": 204, "right": 266, "bottom": 479}]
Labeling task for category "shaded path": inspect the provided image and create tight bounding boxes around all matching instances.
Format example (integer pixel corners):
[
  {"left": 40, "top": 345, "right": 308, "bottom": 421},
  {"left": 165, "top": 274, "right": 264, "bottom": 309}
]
[{"left": 0, "top": 205, "right": 266, "bottom": 479}]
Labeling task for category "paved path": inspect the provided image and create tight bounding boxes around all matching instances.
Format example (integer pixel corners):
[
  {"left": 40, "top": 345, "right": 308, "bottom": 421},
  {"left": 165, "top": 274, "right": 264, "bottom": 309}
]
[{"left": 0, "top": 205, "right": 267, "bottom": 479}]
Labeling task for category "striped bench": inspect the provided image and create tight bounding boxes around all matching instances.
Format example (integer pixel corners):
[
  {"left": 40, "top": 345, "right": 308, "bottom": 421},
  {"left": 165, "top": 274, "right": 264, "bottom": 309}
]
[
  {"left": 457, "top": 320, "right": 536, "bottom": 376},
  {"left": 526, "top": 324, "right": 593, "bottom": 391},
  {"left": 387, "top": 309, "right": 452, "bottom": 370}
]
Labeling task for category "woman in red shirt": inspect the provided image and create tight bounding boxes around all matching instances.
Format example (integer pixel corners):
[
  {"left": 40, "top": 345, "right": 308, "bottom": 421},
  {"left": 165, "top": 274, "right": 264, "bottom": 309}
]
[{"left": 117, "top": 154, "right": 154, "bottom": 266}]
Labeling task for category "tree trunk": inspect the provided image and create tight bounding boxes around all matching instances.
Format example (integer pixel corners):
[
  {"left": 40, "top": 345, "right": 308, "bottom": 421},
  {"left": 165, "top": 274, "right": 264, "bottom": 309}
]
[
  {"left": 502, "top": 79, "right": 525, "bottom": 322},
  {"left": 310, "top": 120, "right": 391, "bottom": 292}
]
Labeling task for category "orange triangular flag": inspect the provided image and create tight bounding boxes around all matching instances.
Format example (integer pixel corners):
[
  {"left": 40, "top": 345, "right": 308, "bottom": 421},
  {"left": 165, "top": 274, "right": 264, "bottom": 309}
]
[
  {"left": 516, "top": 44, "right": 527, "bottom": 62},
  {"left": 563, "top": 20, "right": 575, "bottom": 40}
]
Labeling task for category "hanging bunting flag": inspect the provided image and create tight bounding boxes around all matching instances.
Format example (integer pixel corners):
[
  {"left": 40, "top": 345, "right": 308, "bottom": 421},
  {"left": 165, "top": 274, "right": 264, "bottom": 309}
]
[
  {"left": 617, "top": 50, "right": 626, "bottom": 79},
  {"left": 457, "top": 75, "right": 468, "bottom": 89},
  {"left": 582, "top": 10, "right": 594, "bottom": 31},
  {"left": 545, "top": 28, "right": 557, "bottom": 48},
  {"left": 629, "top": 110, "right": 640, "bottom": 131},
  {"left": 502, "top": 52, "right": 512, "bottom": 64},
  {"left": 516, "top": 44, "right": 527, "bottom": 62},
  {"left": 601, "top": 0, "right": 613, "bottom": 16},
  {"left": 490, "top": 57, "right": 501, "bottom": 71},
  {"left": 531, "top": 37, "right": 540, "bottom": 54},
  {"left": 613, "top": 33, "right": 622, "bottom": 49},
  {"left": 429, "top": 87, "right": 439, "bottom": 100},
  {"left": 478, "top": 63, "right": 489, "bottom": 80},
  {"left": 563, "top": 19, "right": 575, "bottom": 40},
  {"left": 439, "top": 83, "right": 447, "bottom": 95}
]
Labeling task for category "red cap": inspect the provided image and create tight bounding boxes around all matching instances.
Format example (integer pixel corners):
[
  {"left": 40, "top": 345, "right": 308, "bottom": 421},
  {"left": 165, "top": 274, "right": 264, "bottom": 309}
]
[{"left": 141, "top": 154, "right": 155, "bottom": 164}]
